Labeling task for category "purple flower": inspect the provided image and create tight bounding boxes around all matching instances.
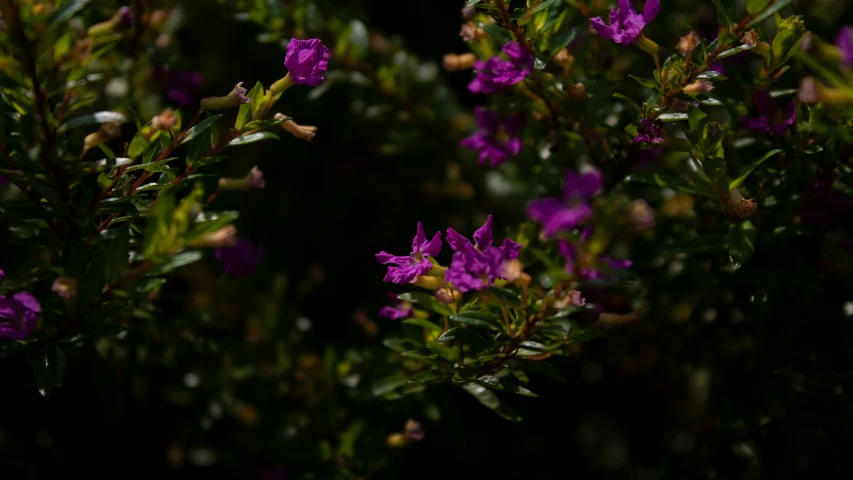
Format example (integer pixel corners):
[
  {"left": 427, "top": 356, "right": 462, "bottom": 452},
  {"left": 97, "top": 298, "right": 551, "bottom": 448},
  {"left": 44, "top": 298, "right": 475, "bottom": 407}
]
[
  {"left": 378, "top": 293, "right": 414, "bottom": 320},
  {"left": 118, "top": 6, "right": 133, "bottom": 28},
  {"left": 460, "top": 108, "right": 524, "bottom": 167},
  {"left": 631, "top": 118, "right": 664, "bottom": 145},
  {"left": 0, "top": 291, "right": 41, "bottom": 340},
  {"left": 740, "top": 91, "right": 796, "bottom": 137},
  {"left": 375, "top": 223, "right": 442, "bottom": 284},
  {"left": 445, "top": 216, "right": 522, "bottom": 292},
  {"left": 526, "top": 168, "right": 602, "bottom": 237},
  {"left": 590, "top": 0, "right": 660, "bottom": 45},
  {"left": 468, "top": 42, "right": 533, "bottom": 94},
  {"left": 559, "top": 234, "right": 631, "bottom": 281},
  {"left": 247, "top": 167, "right": 265, "bottom": 189},
  {"left": 215, "top": 239, "right": 264, "bottom": 277},
  {"left": 837, "top": 26, "right": 853, "bottom": 69},
  {"left": 285, "top": 38, "right": 330, "bottom": 86}
]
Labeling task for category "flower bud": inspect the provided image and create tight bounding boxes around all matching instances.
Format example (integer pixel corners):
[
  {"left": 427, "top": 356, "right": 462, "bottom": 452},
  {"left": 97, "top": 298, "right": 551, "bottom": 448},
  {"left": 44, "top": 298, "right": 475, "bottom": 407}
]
[
  {"left": 218, "top": 166, "right": 265, "bottom": 191},
  {"left": 52, "top": 277, "right": 77, "bottom": 300},
  {"left": 729, "top": 188, "right": 757, "bottom": 219},
  {"left": 190, "top": 225, "right": 238, "bottom": 248},
  {"left": 682, "top": 79, "right": 714, "bottom": 95},
  {"left": 412, "top": 275, "right": 442, "bottom": 290},
  {"left": 501, "top": 259, "right": 524, "bottom": 282},
  {"left": 87, "top": 7, "right": 133, "bottom": 37},
  {"left": 152, "top": 109, "right": 178, "bottom": 131},
  {"left": 276, "top": 113, "right": 317, "bottom": 142},
  {"left": 677, "top": 31, "right": 700, "bottom": 57},
  {"left": 200, "top": 82, "right": 250, "bottom": 110},
  {"left": 741, "top": 29, "right": 760, "bottom": 48},
  {"left": 459, "top": 22, "right": 485, "bottom": 42},
  {"left": 404, "top": 420, "right": 424, "bottom": 441},
  {"left": 443, "top": 53, "right": 477, "bottom": 72},
  {"left": 84, "top": 123, "right": 122, "bottom": 149},
  {"left": 553, "top": 48, "right": 574, "bottom": 69},
  {"left": 435, "top": 287, "right": 461, "bottom": 305},
  {"left": 627, "top": 199, "right": 655, "bottom": 229},
  {"left": 555, "top": 289, "right": 586, "bottom": 309},
  {"left": 568, "top": 83, "right": 587, "bottom": 101},
  {"left": 386, "top": 433, "right": 409, "bottom": 448},
  {"left": 461, "top": 6, "right": 475, "bottom": 20}
]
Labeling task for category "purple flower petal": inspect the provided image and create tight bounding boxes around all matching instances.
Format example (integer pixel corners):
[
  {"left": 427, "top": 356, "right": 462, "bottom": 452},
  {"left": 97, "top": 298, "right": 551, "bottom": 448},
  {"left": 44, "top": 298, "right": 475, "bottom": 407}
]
[{"left": 473, "top": 215, "right": 494, "bottom": 250}]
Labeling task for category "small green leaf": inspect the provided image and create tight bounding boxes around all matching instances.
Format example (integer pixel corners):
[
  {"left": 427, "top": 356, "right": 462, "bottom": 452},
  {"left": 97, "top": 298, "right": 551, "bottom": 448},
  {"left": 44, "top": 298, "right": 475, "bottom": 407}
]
[
  {"left": 410, "top": 370, "right": 451, "bottom": 383},
  {"left": 625, "top": 173, "right": 700, "bottom": 195},
  {"left": 227, "top": 131, "right": 280, "bottom": 147},
  {"left": 481, "top": 24, "right": 514, "bottom": 44},
  {"left": 746, "top": 0, "right": 794, "bottom": 28},
  {"left": 449, "top": 311, "right": 500, "bottom": 329},
  {"left": 461, "top": 383, "right": 522, "bottom": 421},
  {"left": 181, "top": 115, "right": 221, "bottom": 145},
  {"left": 32, "top": 343, "right": 66, "bottom": 398},
  {"left": 190, "top": 156, "right": 228, "bottom": 168},
  {"left": 628, "top": 74, "right": 657, "bottom": 90},
  {"left": 729, "top": 149, "right": 783, "bottom": 190},
  {"left": 186, "top": 128, "right": 211, "bottom": 163},
  {"left": 716, "top": 44, "right": 754, "bottom": 60},
  {"left": 398, "top": 292, "right": 454, "bottom": 316},
  {"left": 403, "top": 318, "right": 443, "bottom": 332},
  {"left": 58, "top": 111, "right": 126, "bottom": 132},
  {"left": 704, "top": 156, "right": 727, "bottom": 182},
  {"left": 729, "top": 221, "right": 757, "bottom": 269},
  {"left": 746, "top": 0, "right": 772, "bottom": 15},
  {"left": 696, "top": 70, "right": 729, "bottom": 81},
  {"left": 504, "top": 358, "right": 566, "bottom": 383},
  {"left": 687, "top": 104, "right": 707, "bottom": 132},
  {"left": 476, "top": 375, "right": 538, "bottom": 397}
]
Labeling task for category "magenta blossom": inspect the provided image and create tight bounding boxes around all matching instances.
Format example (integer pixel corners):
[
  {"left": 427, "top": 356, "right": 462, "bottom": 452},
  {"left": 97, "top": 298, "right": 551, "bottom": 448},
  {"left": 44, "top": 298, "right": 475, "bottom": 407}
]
[
  {"left": 559, "top": 231, "right": 632, "bottom": 281},
  {"left": 590, "top": 0, "right": 660, "bottom": 45},
  {"left": 461, "top": 108, "right": 524, "bottom": 168},
  {"left": 527, "top": 168, "right": 602, "bottom": 238},
  {"left": 378, "top": 293, "right": 415, "bottom": 320},
  {"left": 468, "top": 42, "right": 533, "bottom": 94},
  {"left": 285, "top": 38, "right": 330, "bottom": 86},
  {"left": 445, "top": 215, "right": 522, "bottom": 292},
  {"left": 0, "top": 290, "right": 41, "bottom": 340},
  {"left": 118, "top": 6, "right": 133, "bottom": 28},
  {"left": 740, "top": 91, "right": 796, "bottom": 137},
  {"left": 631, "top": 118, "right": 664, "bottom": 145},
  {"left": 376, "top": 223, "right": 442, "bottom": 284},
  {"left": 837, "top": 26, "right": 853, "bottom": 69},
  {"left": 215, "top": 238, "right": 264, "bottom": 277}
]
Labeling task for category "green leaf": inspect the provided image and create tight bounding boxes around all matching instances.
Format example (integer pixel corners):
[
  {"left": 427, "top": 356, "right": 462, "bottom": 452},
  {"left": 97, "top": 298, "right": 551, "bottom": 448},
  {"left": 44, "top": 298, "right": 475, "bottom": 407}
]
[
  {"left": 482, "top": 24, "right": 514, "bottom": 44},
  {"left": 476, "top": 375, "right": 538, "bottom": 397},
  {"left": 746, "top": 0, "right": 772, "bottom": 14},
  {"left": 403, "top": 318, "right": 443, "bottom": 332},
  {"left": 401, "top": 348, "right": 438, "bottom": 360},
  {"left": 250, "top": 80, "right": 268, "bottom": 120},
  {"left": 504, "top": 358, "right": 566, "bottom": 383},
  {"left": 190, "top": 156, "right": 228, "bottom": 168},
  {"left": 696, "top": 70, "right": 728, "bottom": 81},
  {"left": 729, "top": 221, "right": 757, "bottom": 269},
  {"left": 58, "top": 111, "right": 126, "bottom": 133},
  {"left": 397, "top": 292, "right": 454, "bottom": 316},
  {"left": 613, "top": 93, "right": 641, "bottom": 113},
  {"left": 549, "top": 27, "right": 579, "bottom": 56},
  {"left": 711, "top": 0, "right": 736, "bottom": 26},
  {"left": 32, "top": 344, "right": 66, "bottom": 398},
  {"left": 50, "top": 0, "right": 92, "bottom": 27},
  {"left": 628, "top": 74, "right": 657, "bottom": 90},
  {"left": 687, "top": 104, "right": 707, "bottom": 132},
  {"left": 461, "top": 383, "right": 522, "bottom": 421},
  {"left": 449, "top": 311, "right": 500, "bottom": 329},
  {"left": 410, "top": 370, "right": 452, "bottom": 383},
  {"left": 625, "top": 173, "right": 701, "bottom": 195},
  {"left": 227, "top": 131, "right": 280, "bottom": 147},
  {"left": 142, "top": 190, "right": 177, "bottom": 261},
  {"left": 235, "top": 83, "right": 260, "bottom": 130},
  {"left": 145, "top": 251, "right": 203, "bottom": 276},
  {"left": 704, "top": 156, "right": 727, "bottom": 182},
  {"left": 103, "top": 225, "right": 130, "bottom": 285},
  {"left": 716, "top": 44, "right": 755, "bottom": 60},
  {"left": 244, "top": 116, "right": 290, "bottom": 130},
  {"left": 438, "top": 328, "right": 488, "bottom": 347},
  {"left": 746, "top": 0, "right": 794, "bottom": 28},
  {"left": 372, "top": 372, "right": 410, "bottom": 396},
  {"left": 186, "top": 128, "right": 211, "bottom": 163},
  {"left": 181, "top": 115, "right": 222, "bottom": 145},
  {"left": 658, "top": 113, "right": 689, "bottom": 122},
  {"left": 729, "top": 149, "right": 783, "bottom": 190}
]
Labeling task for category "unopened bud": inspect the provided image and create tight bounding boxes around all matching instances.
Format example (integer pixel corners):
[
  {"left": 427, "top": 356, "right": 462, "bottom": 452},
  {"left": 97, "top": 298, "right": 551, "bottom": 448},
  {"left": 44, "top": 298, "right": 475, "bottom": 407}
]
[
  {"left": 628, "top": 199, "right": 656, "bottom": 229},
  {"left": 459, "top": 22, "right": 485, "bottom": 42},
  {"left": 151, "top": 109, "right": 178, "bottom": 131},
  {"left": 87, "top": 7, "right": 133, "bottom": 37},
  {"left": 200, "top": 82, "right": 250, "bottom": 110},
  {"left": 275, "top": 113, "right": 318, "bottom": 142},
  {"left": 84, "top": 123, "right": 122, "bottom": 148},
  {"left": 753, "top": 41, "right": 770, "bottom": 56},
  {"left": 741, "top": 29, "right": 760, "bottom": 48},
  {"left": 435, "top": 287, "right": 461, "bottom": 305},
  {"left": 729, "top": 188, "right": 757, "bottom": 218},
  {"left": 677, "top": 31, "right": 700, "bottom": 57},
  {"left": 443, "top": 53, "right": 477, "bottom": 72},
  {"left": 218, "top": 166, "right": 265, "bottom": 191},
  {"left": 404, "top": 420, "right": 424, "bottom": 441},
  {"left": 52, "top": 277, "right": 77, "bottom": 300},
  {"left": 412, "top": 275, "right": 442, "bottom": 290},
  {"left": 568, "top": 83, "right": 587, "bottom": 101},
  {"left": 555, "top": 289, "right": 585, "bottom": 309},
  {"left": 553, "top": 48, "right": 574, "bottom": 69},
  {"left": 190, "top": 225, "right": 238, "bottom": 248},
  {"left": 461, "top": 6, "right": 475, "bottom": 20},
  {"left": 386, "top": 433, "right": 409, "bottom": 448},
  {"left": 682, "top": 79, "right": 714, "bottom": 95},
  {"left": 501, "top": 259, "right": 524, "bottom": 282},
  {"left": 798, "top": 77, "right": 821, "bottom": 104}
]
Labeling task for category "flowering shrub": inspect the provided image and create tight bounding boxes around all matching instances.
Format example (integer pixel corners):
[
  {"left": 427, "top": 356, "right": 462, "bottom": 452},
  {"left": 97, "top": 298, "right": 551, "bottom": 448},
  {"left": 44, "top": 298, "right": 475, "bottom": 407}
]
[{"left": 2, "top": 0, "right": 853, "bottom": 477}]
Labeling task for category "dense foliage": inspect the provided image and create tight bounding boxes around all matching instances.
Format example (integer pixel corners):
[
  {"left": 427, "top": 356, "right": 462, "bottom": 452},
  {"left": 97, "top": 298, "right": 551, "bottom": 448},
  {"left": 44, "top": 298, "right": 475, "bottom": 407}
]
[{"left": 1, "top": 0, "right": 852, "bottom": 478}]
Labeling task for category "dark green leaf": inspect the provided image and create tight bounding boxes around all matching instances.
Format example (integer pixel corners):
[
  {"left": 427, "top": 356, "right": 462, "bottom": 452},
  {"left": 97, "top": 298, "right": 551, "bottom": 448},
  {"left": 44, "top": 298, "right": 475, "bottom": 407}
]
[
  {"left": 482, "top": 24, "right": 514, "bottom": 44},
  {"left": 704, "top": 156, "right": 727, "bottom": 182},
  {"left": 505, "top": 358, "right": 566, "bottom": 383},
  {"left": 730, "top": 149, "right": 783, "bottom": 189},
  {"left": 58, "top": 111, "right": 126, "bottom": 132},
  {"left": 729, "top": 221, "right": 757, "bottom": 269},
  {"left": 687, "top": 104, "right": 708, "bottom": 132},
  {"left": 181, "top": 115, "right": 222, "bottom": 145},
  {"left": 227, "top": 131, "right": 280, "bottom": 147},
  {"left": 32, "top": 344, "right": 66, "bottom": 398},
  {"left": 716, "top": 44, "right": 754, "bottom": 60},
  {"left": 625, "top": 173, "right": 701, "bottom": 195},
  {"left": 410, "top": 370, "right": 451, "bottom": 384},
  {"left": 403, "top": 318, "right": 443, "bottom": 332},
  {"left": 746, "top": 0, "right": 772, "bottom": 14},
  {"left": 746, "top": 0, "right": 794, "bottom": 28},
  {"left": 50, "top": 0, "right": 92, "bottom": 27},
  {"left": 658, "top": 113, "right": 689, "bottom": 122},
  {"left": 186, "top": 128, "right": 211, "bottom": 163},
  {"left": 461, "top": 383, "right": 522, "bottom": 421},
  {"left": 145, "top": 251, "right": 203, "bottom": 276},
  {"left": 449, "top": 312, "right": 500, "bottom": 329},
  {"left": 476, "top": 375, "right": 538, "bottom": 397},
  {"left": 659, "top": 235, "right": 728, "bottom": 253}
]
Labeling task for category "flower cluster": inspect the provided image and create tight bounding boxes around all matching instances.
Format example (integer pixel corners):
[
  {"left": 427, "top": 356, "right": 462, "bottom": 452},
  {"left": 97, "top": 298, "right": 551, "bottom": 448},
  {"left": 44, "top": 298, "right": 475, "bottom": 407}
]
[
  {"left": 590, "top": 0, "right": 659, "bottom": 45},
  {"left": 460, "top": 108, "right": 524, "bottom": 167},
  {"left": 527, "top": 168, "right": 602, "bottom": 238},
  {"left": 468, "top": 42, "right": 533, "bottom": 94},
  {"left": 0, "top": 271, "right": 41, "bottom": 340}
]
